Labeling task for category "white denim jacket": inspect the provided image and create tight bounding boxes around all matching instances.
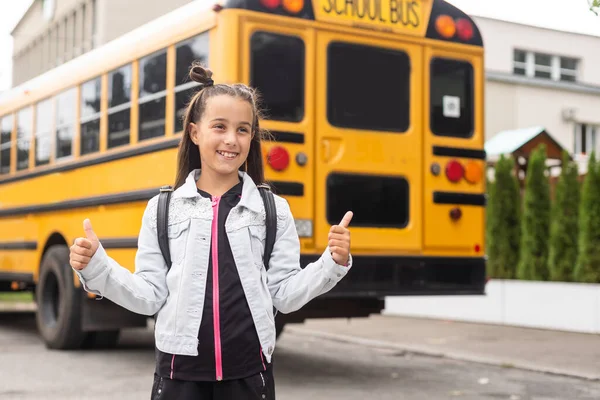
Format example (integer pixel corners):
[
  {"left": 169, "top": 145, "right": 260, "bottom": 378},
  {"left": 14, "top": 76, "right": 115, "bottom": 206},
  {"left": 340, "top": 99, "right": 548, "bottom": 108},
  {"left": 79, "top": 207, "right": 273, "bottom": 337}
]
[{"left": 73, "top": 169, "right": 352, "bottom": 363}]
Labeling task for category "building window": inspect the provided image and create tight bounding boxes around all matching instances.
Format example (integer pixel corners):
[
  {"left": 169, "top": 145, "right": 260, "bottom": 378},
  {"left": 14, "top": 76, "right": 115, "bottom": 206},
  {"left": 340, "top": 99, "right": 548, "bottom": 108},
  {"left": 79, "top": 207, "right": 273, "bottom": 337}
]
[
  {"left": 574, "top": 123, "right": 598, "bottom": 155},
  {"left": 513, "top": 49, "right": 578, "bottom": 82}
]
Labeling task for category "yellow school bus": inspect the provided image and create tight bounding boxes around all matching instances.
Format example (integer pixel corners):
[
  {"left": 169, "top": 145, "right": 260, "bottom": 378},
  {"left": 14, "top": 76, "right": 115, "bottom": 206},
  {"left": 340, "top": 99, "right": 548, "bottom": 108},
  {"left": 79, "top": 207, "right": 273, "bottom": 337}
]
[{"left": 0, "top": 0, "right": 486, "bottom": 349}]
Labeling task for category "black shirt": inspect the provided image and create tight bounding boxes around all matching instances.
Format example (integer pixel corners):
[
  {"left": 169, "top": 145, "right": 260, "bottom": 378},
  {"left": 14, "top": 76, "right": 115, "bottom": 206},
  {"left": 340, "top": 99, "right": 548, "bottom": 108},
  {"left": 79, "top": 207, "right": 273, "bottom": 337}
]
[{"left": 156, "top": 181, "right": 266, "bottom": 381}]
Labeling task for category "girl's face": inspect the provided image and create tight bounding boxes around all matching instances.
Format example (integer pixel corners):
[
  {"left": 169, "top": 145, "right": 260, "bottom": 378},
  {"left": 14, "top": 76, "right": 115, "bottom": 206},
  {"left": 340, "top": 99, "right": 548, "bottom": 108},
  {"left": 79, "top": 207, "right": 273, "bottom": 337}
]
[{"left": 189, "top": 94, "right": 254, "bottom": 179}]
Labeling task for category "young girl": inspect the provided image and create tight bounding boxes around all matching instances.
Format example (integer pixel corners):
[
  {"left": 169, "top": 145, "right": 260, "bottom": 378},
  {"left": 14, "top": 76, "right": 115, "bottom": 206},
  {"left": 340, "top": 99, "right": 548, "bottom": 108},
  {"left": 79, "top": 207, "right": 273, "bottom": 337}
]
[{"left": 69, "top": 63, "right": 353, "bottom": 400}]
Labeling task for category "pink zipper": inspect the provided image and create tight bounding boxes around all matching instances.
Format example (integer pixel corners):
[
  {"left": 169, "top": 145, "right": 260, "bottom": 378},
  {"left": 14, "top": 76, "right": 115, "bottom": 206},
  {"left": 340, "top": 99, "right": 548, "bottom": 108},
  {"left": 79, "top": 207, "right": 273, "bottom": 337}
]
[{"left": 211, "top": 196, "right": 223, "bottom": 381}]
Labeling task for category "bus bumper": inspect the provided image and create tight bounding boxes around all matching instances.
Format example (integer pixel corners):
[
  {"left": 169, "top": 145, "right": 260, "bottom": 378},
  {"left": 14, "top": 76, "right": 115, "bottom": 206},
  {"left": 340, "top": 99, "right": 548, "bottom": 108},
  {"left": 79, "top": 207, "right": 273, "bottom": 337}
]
[{"left": 301, "top": 254, "right": 486, "bottom": 297}]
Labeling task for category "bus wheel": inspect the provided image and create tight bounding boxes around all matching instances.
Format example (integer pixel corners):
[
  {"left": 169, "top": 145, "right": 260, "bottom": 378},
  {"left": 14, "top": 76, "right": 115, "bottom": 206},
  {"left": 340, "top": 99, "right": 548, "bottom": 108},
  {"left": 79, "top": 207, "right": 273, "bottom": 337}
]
[
  {"left": 82, "top": 330, "right": 120, "bottom": 349},
  {"left": 35, "top": 245, "right": 86, "bottom": 350}
]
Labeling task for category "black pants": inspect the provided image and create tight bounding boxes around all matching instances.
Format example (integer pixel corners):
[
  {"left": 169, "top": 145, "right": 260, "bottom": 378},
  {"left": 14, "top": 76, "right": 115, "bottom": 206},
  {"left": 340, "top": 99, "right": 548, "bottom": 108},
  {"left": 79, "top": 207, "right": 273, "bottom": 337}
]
[{"left": 150, "top": 364, "right": 275, "bottom": 400}]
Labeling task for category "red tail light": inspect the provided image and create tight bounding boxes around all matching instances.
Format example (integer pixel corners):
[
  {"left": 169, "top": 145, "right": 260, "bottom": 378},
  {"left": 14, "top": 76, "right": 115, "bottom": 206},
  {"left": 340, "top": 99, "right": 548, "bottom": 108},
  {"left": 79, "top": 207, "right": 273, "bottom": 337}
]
[
  {"left": 445, "top": 160, "right": 464, "bottom": 182},
  {"left": 260, "top": 0, "right": 280, "bottom": 9},
  {"left": 456, "top": 18, "right": 474, "bottom": 41},
  {"left": 267, "top": 146, "right": 290, "bottom": 171}
]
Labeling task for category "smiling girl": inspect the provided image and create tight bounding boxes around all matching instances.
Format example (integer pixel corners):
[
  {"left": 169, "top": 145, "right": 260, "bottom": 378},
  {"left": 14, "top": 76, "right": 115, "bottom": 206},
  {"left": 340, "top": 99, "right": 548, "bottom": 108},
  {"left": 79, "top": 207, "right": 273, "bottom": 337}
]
[{"left": 69, "top": 63, "right": 353, "bottom": 400}]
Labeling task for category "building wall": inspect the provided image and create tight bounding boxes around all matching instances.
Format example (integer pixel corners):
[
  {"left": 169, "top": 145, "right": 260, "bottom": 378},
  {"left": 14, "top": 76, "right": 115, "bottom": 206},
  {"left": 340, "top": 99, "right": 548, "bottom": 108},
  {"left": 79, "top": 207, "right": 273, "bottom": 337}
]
[
  {"left": 11, "top": 0, "right": 191, "bottom": 87},
  {"left": 474, "top": 16, "right": 600, "bottom": 86},
  {"left": 96, "top": 0, "right": 191, "bottom": 45},
  {"left": 473, "top": 15, "right": 600, "bottom": 161}
]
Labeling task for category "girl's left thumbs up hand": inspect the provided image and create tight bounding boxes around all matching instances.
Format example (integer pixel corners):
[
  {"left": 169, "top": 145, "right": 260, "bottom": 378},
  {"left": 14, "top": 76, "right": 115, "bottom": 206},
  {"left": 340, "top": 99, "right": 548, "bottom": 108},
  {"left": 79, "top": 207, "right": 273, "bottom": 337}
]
[{"left": 328, "top": 211, "right": 353, "bottom": 266}]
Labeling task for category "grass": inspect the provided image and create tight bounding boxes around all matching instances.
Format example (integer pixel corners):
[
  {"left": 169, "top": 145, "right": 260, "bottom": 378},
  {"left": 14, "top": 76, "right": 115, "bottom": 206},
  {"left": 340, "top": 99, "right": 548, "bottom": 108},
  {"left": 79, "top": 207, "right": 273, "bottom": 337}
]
[{"left": 0, "top": 292, "right": 34, "bottom": 303}]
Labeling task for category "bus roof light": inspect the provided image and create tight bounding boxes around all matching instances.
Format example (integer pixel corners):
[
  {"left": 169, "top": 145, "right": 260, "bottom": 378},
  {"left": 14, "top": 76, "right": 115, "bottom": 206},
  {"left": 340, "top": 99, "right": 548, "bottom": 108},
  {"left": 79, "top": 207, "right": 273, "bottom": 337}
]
[
  {"left": 283, "top": 0, "right": 304, "bottom": 13},
  {"left": 445, "top": 160, "right": 464, "bottom": 182},
  {"left": 456, "top": 18, "right": 474, "bottom": 41},
  {"left": 435, "top": 15, "right": 456, "bottom": 39},
  {"left": 260, "top": 0, "right": 281, "bottom": 9}
]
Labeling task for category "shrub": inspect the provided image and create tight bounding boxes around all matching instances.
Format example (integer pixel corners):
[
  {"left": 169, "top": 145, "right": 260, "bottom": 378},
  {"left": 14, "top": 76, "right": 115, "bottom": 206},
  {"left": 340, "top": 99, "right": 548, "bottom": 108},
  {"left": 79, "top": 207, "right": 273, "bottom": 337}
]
[
  {"left": 548, "top": 150, "right": 579, "bottom": 281},
  {"left": 517, "top": 144, "right": 551, "bottom": 281},
  {"left": 487, "top": 155, "right": 521, "bottom": 279},
  {"left": 574, "top": 152, "right": 600, "bottom": 283}
]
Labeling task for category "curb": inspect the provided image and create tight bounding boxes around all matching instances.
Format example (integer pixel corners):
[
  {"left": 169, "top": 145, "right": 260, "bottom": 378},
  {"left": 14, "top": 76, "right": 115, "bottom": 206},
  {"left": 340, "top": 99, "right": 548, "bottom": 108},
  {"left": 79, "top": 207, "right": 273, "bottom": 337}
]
[
  {"left": 0, "top": 302, "right": 36, "bottom": 312},
  {"left": 285, "top": 327, "right": 600, "bottom": 382}
]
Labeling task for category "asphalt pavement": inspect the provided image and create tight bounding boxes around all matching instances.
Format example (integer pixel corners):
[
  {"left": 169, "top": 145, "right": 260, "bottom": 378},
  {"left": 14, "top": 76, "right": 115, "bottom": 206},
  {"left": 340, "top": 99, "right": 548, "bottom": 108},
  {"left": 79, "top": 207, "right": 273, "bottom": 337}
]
[{"left": 0, "top": 310, "right": 599, "bottom": 399}]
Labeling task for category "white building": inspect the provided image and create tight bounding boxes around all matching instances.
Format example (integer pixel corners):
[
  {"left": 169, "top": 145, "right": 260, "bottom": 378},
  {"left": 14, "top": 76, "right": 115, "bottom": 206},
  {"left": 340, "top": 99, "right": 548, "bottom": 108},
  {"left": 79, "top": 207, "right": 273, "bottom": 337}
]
[{"left": 476, "top": 16, "right": 600, "bottom": 172}]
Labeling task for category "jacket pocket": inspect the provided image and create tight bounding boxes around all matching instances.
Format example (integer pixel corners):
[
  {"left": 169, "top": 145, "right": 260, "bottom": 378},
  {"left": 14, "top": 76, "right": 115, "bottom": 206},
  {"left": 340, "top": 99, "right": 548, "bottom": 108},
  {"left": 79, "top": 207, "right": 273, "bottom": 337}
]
[{"left": 167, "top": 219, "right": 191, "bottom": 266}]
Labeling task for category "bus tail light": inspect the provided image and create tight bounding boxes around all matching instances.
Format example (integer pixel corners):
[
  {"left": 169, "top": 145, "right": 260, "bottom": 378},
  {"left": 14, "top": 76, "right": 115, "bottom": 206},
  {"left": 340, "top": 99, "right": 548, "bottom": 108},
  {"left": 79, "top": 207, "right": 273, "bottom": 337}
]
[
  {"left": 449, "top": 207, "right": 462, "bottom": 221},
  {"left": 435, "top": 15, "right": 456, "bottom": 38},
  {"left": 445, "top": 160, "right": 464, "bottom": 182},
  {"left": 464, "top": 161, "right": 482, "bottom": 184},
  {"left": 283, "top": 0, "right": 304, "bottom": 13},
  {"left": 260, "top": 0, "right": 280, "bottom": 9},
  {"left": 456, "top": 18, "right": 474, "bottom": 41},
  {"left": 267, "top": 146, "right": 290, "bottom": 171}
]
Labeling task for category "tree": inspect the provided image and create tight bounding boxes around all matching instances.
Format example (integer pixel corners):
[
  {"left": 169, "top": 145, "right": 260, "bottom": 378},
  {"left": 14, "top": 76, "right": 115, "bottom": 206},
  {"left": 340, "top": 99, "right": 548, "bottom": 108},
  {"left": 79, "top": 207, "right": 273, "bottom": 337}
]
[
  {"left": 487, "top": 155, "right": 520, "bottom": 279},
  {"left": 548, "top": 151, "right": 579, "bottom": 281},
  {"left": 590, "top": 0, "right": 600, "bottom": 15},
  {"left": 574, "top": 152, "right": 600, "bottom": 283},
  {"left": 485, "top": 176, "right": 494, "bottom": 258},
  {"left": 517, "top": 144, "right": 551, "bottom": 281}
]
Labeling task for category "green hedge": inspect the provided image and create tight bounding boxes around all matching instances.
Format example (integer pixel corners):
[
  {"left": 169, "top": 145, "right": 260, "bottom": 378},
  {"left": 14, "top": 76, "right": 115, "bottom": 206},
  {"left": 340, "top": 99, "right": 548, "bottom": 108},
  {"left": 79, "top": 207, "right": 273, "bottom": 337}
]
[
  {"left": 487, "top": 145, "right": 600, "bottom": 284},
  {"left": 487, "top": 155, "right": 520, "bottom": 279},
  {"left": 517, "top": 144, "right": 551, "bottom": 281},
  {"left": 575, "top": 152, "right": 600, "bottom": 283},
  {"left": 548, "top": 150, "right": 579, "bottom": 281}
]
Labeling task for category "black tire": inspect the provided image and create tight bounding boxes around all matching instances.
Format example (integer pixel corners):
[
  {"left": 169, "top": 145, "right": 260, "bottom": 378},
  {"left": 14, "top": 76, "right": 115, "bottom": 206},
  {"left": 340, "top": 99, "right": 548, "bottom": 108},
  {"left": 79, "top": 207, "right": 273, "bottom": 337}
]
[
  {"left": 82, "top": 330, "right": 120, "bottom": 349},
  {"left": 35, "top": 245, "right": 86, "bottom": 350}
]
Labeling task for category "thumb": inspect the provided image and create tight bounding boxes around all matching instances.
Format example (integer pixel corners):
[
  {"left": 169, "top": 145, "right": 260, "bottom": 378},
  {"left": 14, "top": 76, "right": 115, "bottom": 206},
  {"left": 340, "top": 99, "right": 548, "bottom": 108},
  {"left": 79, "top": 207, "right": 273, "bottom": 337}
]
[
  {"left": 83, "top": 219, "right": 98, "bottom": 243},
  {"left": 339, "top": 211, "right": 353, "bottom": 229}
]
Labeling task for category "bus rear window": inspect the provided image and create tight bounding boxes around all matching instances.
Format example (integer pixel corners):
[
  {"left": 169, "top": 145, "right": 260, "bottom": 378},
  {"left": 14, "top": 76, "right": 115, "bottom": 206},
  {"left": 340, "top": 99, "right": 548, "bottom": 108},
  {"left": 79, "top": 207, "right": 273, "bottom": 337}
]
[
  {"left": 430, "top": 58, "right": 474, "bottom": 138},
  {"left": 327, "top": 173, "right": 409, "bottom": 228},
  {"left": 250, "top": 32, "right": 305, "bottom": 122},
  {"left": 327, "top": 42, "right": 410, "bottom": 133}
]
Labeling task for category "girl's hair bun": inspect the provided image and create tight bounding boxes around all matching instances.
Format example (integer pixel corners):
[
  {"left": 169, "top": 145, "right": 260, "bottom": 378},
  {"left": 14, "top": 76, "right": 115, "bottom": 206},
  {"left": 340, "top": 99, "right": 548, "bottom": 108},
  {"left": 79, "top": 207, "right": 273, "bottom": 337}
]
[{"left": 189, "top": 63, "right": 214, "bottom": 87}]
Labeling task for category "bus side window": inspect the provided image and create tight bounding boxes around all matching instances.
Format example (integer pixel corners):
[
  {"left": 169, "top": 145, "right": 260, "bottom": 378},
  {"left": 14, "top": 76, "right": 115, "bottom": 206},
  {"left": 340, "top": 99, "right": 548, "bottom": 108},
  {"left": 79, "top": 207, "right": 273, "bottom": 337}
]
[
  {"left": 430, "top": 58, "right": 474, "bottom": 138},
  {"left": 107, "top": 64, "right": 133, "bottom": 149},
  {"left": 35, "top": 98, "right": 53, "bottom": 166},
  {"left": 139, "top": 49, "right": 167, "bottom": 141},
  {"left": 174, "top": 32, "right": 209, "bottom": 134},
  {"left": 56, "top": 87, "right": 77, "bottom": 160},
  {"left": 80, "top": 77, "right": 101, "bottom": 156},
  {"left": 16, "top": 107, "right": 32, "bottom": 171},
  {"left": 0, "top": 115, "right": 12, "bottom": 175},
  {"left": 250, "top": 31, "right": 305, "bottom": 122}
]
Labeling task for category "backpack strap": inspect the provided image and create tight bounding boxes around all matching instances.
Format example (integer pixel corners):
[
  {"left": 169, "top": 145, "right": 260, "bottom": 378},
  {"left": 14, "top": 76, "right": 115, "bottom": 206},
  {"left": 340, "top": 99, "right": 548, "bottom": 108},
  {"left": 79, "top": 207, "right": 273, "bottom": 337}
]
[
  {"left": 157, "top": 185, "right": 173, "bottom": 269},
  {"left": 257, "top": 184, "right": 277, "bottom": 271}
]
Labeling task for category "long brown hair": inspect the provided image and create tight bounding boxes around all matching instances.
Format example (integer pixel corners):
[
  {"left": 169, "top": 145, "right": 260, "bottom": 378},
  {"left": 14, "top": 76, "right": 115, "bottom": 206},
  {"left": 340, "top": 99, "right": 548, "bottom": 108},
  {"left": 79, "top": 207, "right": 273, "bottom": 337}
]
[{"left": 173, "top": 62, "right": 270, "bottom": 189}]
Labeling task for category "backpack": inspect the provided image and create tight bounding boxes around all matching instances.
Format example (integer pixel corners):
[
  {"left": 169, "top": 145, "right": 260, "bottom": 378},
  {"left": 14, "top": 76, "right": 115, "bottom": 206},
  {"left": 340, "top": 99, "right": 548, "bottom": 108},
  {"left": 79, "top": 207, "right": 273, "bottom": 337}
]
[{"left": 156, "top": 183, "right": 277, "bottom": 272}]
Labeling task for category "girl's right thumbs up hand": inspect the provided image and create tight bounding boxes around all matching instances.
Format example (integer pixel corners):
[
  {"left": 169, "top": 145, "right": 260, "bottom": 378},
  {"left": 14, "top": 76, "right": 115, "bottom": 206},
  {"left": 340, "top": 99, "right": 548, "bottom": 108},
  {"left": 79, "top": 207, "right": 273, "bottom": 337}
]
[{"left": 70, "top": 219, "right": 100, "bottom": 271}]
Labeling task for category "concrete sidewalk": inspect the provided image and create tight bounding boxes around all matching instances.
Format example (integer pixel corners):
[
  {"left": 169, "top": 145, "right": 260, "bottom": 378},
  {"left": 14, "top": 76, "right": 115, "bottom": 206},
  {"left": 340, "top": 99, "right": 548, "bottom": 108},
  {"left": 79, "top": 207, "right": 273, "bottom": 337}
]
[{"left": 285, "top": 315, "right": 600, "bottom": 381}]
